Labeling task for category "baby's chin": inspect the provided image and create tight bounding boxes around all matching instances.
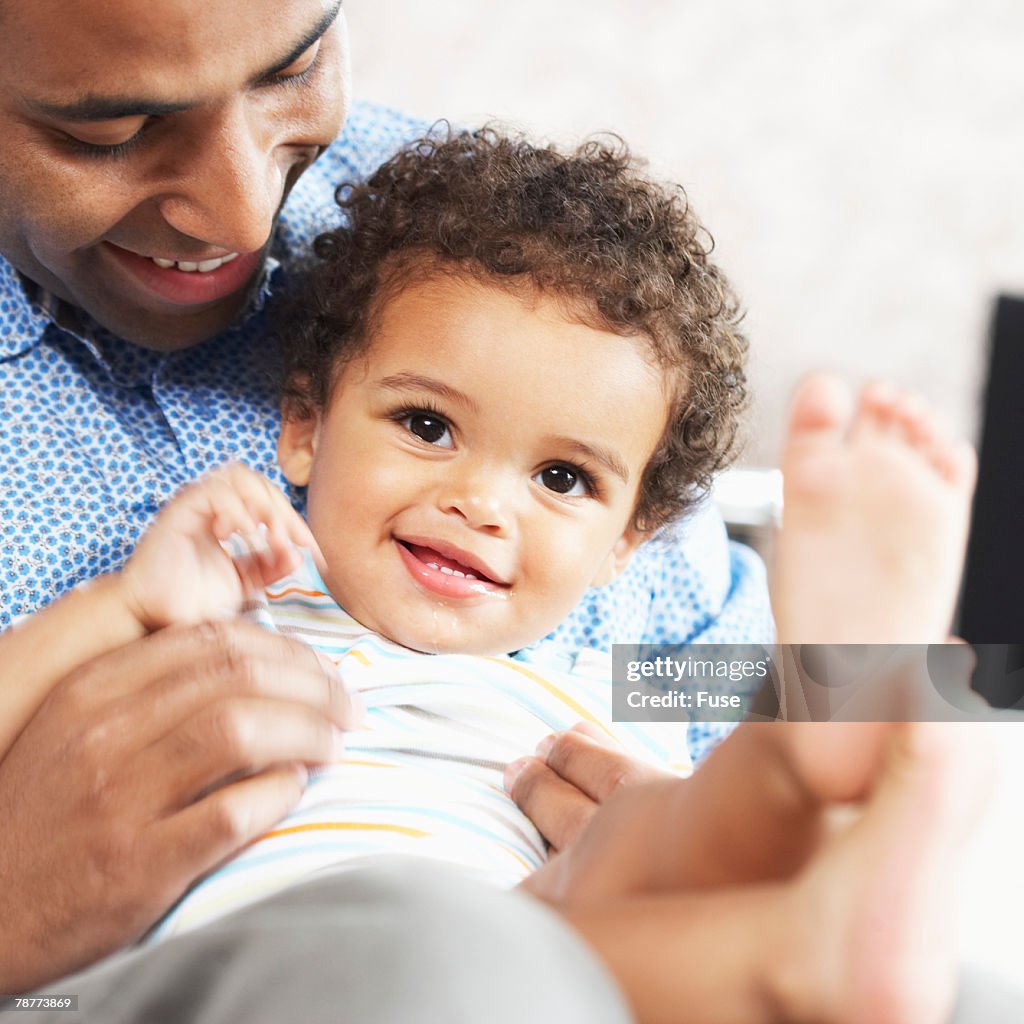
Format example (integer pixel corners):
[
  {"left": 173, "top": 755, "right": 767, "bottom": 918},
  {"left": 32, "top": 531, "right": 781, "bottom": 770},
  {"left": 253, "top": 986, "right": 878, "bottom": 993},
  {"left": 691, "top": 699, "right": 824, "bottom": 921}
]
[
  {"left": 384, "top": 627, "right": 534, "bottom": 658},
  {"left": 326, "top": 573, "right": 567, "bottom": 657},
  {"left": 373, "top": 613, "right": 558, "bottom": 659}
]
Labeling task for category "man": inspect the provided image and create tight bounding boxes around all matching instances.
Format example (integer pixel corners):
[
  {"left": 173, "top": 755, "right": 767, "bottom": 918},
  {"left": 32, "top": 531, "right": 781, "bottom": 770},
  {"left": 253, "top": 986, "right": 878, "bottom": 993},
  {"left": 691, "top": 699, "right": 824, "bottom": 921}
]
[{"left": 0, "top": 0, "right": 769, "bottom": 1014}]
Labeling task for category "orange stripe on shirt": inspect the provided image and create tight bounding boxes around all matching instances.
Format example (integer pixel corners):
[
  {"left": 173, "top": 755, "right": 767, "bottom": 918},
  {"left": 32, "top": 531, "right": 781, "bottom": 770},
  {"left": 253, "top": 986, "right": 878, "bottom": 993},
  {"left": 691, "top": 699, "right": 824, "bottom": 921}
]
[
  {"left": 264, "top": 585, "right": 329, "bottom": 599},
  {"left": 261, "top": 822, "right": 429, "bottom": 841}
]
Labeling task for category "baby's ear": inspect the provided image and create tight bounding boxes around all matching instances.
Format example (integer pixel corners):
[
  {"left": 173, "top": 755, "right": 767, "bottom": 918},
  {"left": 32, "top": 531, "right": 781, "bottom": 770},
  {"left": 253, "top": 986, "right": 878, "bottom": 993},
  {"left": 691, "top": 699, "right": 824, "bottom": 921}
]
[
  {"left": 590, "top": 525, "right": 648, "bottom": 588},
  {"left": 277, "top": 396, "right": 321, "bottom": 487}
]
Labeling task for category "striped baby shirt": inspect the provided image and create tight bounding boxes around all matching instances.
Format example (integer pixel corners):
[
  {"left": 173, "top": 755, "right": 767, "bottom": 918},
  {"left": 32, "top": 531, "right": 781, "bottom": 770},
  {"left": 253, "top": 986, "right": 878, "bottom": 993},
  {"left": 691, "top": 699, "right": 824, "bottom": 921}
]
[{"left": 151, "top": 553, "right": 692, "bottom": 940}]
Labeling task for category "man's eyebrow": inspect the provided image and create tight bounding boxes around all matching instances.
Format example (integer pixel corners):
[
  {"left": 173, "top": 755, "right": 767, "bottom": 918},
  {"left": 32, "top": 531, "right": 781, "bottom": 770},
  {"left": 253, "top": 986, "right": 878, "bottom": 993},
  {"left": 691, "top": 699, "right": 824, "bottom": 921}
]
[
  {"left": 553, "top": 438, "right": 631, "bottom": 484},
  {"left": 29, "top": 96, "right": 192, "bottom": 123},
  {"left": 28, "top": 0, "right": 343, "bottom": 123},
  {"left": 375, "top": 373, "right": 481, "bottom": 414}
]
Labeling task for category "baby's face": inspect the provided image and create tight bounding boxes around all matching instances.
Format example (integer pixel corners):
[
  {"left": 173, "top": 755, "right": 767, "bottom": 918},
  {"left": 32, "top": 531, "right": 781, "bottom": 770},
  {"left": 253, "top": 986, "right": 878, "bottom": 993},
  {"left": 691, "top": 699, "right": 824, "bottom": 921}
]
[{"left": 279, "top": 274, "right": 671, "bottom": 655}]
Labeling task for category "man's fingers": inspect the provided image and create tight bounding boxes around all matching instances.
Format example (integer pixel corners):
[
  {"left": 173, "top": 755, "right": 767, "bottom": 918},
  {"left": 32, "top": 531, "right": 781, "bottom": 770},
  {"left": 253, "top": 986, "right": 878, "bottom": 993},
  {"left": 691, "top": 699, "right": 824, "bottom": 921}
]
[
  {"left": 127, "top": 629, "right": 363, "bottom": 751},
  {"left": 60, "top": 620, "right": 361, "bottom": 728},
  {"left": 536, "top": 729, "right": 671, "bottom": 803},
  {"left": 135, "top": 699, "right": 342, "bottom": 809},
  {"left": 157, "top": 763, "right": 310, "bottom": 893},
  {"left": 504, "top": 756, "right": 599, "bottom": 852},
  {"left": 48, "top": 623, "right": 362, "bottom": 821}
]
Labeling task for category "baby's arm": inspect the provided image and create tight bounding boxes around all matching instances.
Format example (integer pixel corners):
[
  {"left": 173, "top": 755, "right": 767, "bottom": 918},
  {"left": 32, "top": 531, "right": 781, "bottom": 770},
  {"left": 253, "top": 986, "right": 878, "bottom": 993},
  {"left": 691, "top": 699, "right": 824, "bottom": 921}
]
[{"left": 0, "top": 464, "right": 317, "bottom": 756}]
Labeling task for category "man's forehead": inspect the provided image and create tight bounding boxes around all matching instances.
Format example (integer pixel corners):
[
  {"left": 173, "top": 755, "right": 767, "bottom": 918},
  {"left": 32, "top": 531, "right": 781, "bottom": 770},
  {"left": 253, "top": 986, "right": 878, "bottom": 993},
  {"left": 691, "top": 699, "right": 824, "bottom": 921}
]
[{"left": 0, "top": 0, "right": 332, "bottom": 100}]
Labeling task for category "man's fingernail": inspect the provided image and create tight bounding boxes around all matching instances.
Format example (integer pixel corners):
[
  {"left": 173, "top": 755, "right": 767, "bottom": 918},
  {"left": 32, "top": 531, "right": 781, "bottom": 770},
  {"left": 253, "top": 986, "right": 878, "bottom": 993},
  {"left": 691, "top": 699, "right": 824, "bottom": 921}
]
[
  {"left": 315, "top": 650, "right": 341, "bottom": 676},
  {"left": 504, "top": 757, "right": 530, "bottom": 791},
  {"left": 332, "top": 727, "right": 347, "bottom": 758},
  {"left": 345, "top": 692, "right": 367, "bottom": 728},
  {"left": 535, "top": 734, "right": 556, "bottom": 759}
]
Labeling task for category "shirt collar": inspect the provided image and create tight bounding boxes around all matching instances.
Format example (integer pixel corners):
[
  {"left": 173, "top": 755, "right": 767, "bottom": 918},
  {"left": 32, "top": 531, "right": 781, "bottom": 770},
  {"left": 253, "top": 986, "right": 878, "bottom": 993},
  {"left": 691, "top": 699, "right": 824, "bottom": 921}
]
[{"left": 0, "top": 255, "right": 55, "bottom": 360}]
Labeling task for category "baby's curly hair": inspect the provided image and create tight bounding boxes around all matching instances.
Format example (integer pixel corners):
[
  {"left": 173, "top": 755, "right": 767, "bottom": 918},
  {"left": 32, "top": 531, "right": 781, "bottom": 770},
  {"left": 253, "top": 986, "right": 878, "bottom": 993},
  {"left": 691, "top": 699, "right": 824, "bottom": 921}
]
[{"left": 282, "top": 125, "right": 748, "bottom": 530}]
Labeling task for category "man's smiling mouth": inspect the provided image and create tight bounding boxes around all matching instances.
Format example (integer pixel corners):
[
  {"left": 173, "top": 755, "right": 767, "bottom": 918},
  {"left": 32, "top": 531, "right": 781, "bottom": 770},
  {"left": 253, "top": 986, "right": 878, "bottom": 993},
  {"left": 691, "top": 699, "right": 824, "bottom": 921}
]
[{"left": 102, "top": 243, "right": 263, "bottom": 307}]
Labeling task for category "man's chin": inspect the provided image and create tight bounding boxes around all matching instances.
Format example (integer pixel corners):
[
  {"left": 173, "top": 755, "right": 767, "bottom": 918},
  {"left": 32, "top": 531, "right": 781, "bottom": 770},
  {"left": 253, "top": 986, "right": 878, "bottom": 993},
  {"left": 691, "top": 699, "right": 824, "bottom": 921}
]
[{"left": 90, "top": 293, "right": 251, "bottom": 352}]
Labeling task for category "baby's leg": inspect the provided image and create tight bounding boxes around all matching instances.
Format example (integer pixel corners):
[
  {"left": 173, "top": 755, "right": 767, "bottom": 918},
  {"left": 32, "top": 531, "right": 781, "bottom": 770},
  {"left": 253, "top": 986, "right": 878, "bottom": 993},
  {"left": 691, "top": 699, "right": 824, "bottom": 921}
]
[
  {"left": 666, "top": 374, "right": 976, "bottom": 883},
  {"left": 533, "top": 376, "right": 978, "bottom": 902},
  {"left": 568, "top": 720, "right": 989, "bottom": 1024},
  {"left": 532, "top": 716, "right": 906, "bottom": 901},
  {"left": 773, "top": 373, "right": 976, "bottom": 644},
  {"left": 710, "top": 370, "right": 979, "bottom": 879}
]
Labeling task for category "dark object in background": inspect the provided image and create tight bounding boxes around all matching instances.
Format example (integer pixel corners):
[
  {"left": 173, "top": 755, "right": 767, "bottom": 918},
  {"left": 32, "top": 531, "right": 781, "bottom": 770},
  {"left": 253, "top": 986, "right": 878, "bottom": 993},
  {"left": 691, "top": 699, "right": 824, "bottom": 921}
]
[{"left": 959, "top": 295, "right": 1024, "bottom": 706}]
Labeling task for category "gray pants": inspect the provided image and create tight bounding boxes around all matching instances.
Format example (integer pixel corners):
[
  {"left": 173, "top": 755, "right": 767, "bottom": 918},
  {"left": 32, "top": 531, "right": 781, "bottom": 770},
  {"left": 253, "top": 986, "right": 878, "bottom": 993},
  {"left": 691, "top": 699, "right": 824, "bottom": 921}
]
[
  {"left": 11, "top": 863, "right": 1021, "bottom": 1023},
  {"left": 17, "top": 862, "right": 631, "bottom": 1024}
]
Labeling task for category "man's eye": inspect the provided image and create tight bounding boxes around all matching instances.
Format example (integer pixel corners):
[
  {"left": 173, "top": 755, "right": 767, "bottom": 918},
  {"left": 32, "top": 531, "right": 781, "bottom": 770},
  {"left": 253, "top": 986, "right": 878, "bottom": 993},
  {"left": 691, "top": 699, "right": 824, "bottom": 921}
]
[
  {"left": 402, "top": 412, "right": 453, "bottom": 448},
  {"left": 534, "top": 465, "right": 588, "bottom": 497},
  {"left": 270, "top": 40, "right": 323, "bottom": 85},
  {"left": 58, "top": 119, "right": 151, "bottom": 159}
]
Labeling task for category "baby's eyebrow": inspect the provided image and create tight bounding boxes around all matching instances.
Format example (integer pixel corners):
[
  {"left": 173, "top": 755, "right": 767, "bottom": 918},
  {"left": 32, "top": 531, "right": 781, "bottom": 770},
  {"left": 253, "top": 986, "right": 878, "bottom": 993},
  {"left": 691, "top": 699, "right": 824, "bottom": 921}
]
[
  {"left": 375, "top": 373, "right": 480, "bottom": 414},
  {"left": 551, "top": 437, "right": 630, "bottom": 484}
]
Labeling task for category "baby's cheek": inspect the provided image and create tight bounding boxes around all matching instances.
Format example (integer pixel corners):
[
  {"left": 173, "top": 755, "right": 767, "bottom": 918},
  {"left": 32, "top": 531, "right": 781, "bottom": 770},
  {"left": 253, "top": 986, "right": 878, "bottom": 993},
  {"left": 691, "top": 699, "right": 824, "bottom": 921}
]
[{"left": 528, "top": 566, "right": 592, "bottom": 630}]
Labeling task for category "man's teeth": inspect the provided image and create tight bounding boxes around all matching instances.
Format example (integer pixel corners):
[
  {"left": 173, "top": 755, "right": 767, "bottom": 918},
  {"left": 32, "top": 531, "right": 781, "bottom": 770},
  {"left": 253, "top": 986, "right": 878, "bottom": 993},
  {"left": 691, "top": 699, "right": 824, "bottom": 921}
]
[
  {"left": 149, "top": 252, "right": 240, "bottom": 273},
  {"left": 425, "top": 561, "right": 477, "bottom": 580}
]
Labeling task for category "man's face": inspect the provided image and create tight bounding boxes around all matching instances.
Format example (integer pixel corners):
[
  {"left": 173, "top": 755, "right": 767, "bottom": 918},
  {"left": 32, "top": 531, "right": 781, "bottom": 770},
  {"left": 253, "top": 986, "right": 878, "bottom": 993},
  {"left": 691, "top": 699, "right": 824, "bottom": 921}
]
[
  {"left": 278, "top": 275, "right": 671, "bottom": 656},
  {"left": 0, "top": 0, "right": 349, "bottom": 350}
]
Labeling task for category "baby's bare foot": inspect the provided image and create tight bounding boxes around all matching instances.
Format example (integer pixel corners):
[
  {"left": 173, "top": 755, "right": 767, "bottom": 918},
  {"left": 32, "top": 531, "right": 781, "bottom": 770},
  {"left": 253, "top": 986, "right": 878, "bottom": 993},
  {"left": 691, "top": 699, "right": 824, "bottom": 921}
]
[
  {"left": 772, "top": 722, "right": 993, "bottom": 1024},
  {"left": 773, "top": 374, "right": 976, "bottom": 644}
]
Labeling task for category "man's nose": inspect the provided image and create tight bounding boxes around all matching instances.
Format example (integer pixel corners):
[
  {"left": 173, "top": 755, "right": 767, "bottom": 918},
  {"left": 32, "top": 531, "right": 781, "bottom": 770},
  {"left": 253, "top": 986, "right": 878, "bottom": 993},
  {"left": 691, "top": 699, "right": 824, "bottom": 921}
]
[
  {"left": 154, "top": 104, "right": 286, "bottom": 255},
  {"left": 438, "top": 465, "right": 515, "bottom": 534}
]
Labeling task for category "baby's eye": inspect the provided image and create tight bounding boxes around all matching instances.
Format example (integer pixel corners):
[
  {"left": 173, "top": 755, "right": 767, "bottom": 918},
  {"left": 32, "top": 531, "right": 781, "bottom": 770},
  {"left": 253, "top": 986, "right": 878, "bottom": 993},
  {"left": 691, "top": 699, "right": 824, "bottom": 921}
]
[
  {"left": 403, "top": 412, "right": 453, "bottom": 448},
  {"left": 534, "top": 465, "right": 589, "bottom": 497}
]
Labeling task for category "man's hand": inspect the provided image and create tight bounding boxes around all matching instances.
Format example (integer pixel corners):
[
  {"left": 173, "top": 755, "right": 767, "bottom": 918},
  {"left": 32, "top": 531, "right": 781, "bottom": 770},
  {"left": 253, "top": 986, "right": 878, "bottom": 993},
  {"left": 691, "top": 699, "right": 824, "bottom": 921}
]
[
  {"left": 504, "top": 722, "right": 670, "bottom": 852},
  {"left": 0, "top": 619, "right": 361, "bottom": 993}
]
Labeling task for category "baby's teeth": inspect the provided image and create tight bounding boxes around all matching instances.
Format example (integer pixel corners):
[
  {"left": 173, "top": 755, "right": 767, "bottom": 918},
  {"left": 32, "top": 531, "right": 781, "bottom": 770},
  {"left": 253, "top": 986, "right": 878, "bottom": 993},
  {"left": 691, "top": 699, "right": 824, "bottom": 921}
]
[
  {"left": 197, "top": 257, "right": 224, "bottom": 272},
  {"left": 176, "top": 261, "right": 200, "bottom": 272},
  {"left": 152, "top": 257, "right": 176, "bottom": 269},
  {"left": 421, "top": 556, "right": 477, "bottom": 579},
  {"left": 220, "top": 252, "right": 239, "bottom": 265}
]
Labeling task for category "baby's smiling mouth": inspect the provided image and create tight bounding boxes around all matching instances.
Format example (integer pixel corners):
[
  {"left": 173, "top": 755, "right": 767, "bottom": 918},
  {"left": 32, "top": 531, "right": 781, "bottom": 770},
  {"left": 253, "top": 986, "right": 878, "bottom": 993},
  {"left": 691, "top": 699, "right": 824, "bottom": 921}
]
[{"left": 396, "top": 539, "right": 509, "bottom": 588}]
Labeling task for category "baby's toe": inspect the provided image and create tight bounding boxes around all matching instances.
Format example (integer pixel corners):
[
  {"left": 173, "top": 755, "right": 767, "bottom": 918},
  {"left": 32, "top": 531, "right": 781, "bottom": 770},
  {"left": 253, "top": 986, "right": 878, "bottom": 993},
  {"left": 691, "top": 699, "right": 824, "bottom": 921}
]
[
  {"left": 786, "top": 373, "right": 854, "bottom": 443},
  {"left": 892, "top": 391, "right": 943, "bottom": 452},
  {"left": 852, "top": 380, "right": 904, "bottom": 441},
  {"left": 932, "top": 438, "right": 977, "bottom": 492}
]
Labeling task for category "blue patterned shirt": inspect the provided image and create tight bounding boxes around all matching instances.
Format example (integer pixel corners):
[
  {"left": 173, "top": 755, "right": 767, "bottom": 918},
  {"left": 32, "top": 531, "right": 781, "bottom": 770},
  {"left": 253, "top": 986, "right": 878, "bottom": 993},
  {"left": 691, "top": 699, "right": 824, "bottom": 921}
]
[{"left": 0, "top": 100, "right": 773, "bottom": 761}]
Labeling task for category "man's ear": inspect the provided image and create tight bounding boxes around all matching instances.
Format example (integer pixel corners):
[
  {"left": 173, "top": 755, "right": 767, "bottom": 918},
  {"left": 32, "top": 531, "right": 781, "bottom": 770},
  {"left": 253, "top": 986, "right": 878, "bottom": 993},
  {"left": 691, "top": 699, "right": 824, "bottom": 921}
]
[
  {"left": 277, "top": 398, "right": 321, "bottom": 487},
  {"left": 590, "top": 524, "right": 648, "bottom": 588}
]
